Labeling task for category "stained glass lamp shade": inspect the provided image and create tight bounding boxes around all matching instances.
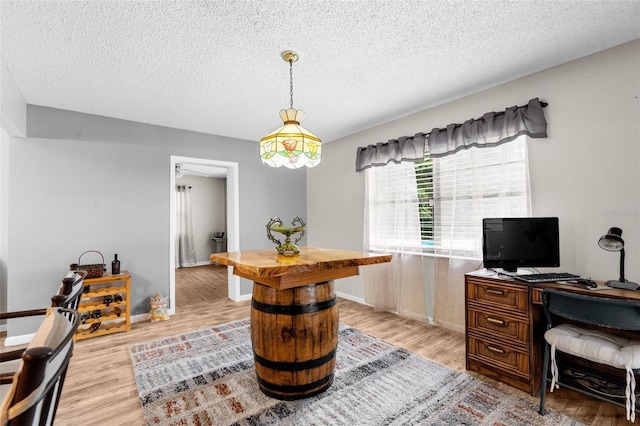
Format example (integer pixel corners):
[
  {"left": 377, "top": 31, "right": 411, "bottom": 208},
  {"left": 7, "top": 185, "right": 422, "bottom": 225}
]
[
  {"left": 260, "top": 108, "right": 321, "bottom": 169},
  {"left": 260, "top": 50, "right": 321, "bottom": 169}
]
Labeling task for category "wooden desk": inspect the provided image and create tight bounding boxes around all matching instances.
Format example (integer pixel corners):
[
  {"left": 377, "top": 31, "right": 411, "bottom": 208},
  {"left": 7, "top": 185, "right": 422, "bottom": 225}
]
[
  {"left": 211, "top": 246, "right": 391, "bottom": 400},
  {"left": 465, "top": 270, "right": 640, "bottom": 396}
]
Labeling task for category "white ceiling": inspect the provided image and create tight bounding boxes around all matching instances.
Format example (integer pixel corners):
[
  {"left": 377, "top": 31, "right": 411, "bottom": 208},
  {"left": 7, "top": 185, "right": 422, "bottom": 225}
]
[{"left": 1, "top": 1, "right": 639, "bottom": 143}]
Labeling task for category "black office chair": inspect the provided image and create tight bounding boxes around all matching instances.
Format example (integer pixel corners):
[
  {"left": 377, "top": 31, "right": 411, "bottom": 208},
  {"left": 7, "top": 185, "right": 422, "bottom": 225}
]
[
  {"left": 539, "top": 288, "right": 640, "bottom": 422},
  {"left": 0, "top": 307, "right": 80, "bottom": 425},
  {"left": 0, "top": 270, "right": 86, "bottom": 383}
]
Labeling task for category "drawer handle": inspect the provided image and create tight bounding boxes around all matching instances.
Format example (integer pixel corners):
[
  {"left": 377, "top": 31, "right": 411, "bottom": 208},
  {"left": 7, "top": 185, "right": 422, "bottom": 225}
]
[
  {"left": 487, "top": 345, "right": 506, "bottom": 354},
  {"left": 486, "top": 317, "right": 506, "bottom": 326},
  {"left": 486, "top": 288, "right": 505, "bottom": 296}
]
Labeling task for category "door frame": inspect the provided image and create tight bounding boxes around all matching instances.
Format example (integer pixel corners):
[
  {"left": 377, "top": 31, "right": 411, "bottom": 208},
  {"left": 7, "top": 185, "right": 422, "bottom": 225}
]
[{"left": 169, "top": 155, "right": 241, "bottom": 313}]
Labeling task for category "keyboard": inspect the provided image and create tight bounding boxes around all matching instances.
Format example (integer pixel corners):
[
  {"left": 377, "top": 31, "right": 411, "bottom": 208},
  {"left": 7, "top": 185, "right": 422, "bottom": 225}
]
[{"left": 500, "top": 271, "right": 580, "bottom": 283}]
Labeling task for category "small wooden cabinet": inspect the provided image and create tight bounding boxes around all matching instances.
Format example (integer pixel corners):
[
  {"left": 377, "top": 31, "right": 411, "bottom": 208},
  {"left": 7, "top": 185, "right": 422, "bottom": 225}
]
[
  {"left": 76, "top": 271, "right": 131, "bottom": 340},
  {"left": 465, "top": 273, "right": 541, "bottom": 394}
]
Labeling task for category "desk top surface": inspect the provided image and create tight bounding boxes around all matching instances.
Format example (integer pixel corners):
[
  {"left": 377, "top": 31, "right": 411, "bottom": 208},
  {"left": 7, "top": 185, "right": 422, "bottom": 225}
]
[
  {"left": 210, "top": 246, "right": 392, "bottom": 279},
  {"left": 467, "top": 269, "right": 640, "bottom": 301}
]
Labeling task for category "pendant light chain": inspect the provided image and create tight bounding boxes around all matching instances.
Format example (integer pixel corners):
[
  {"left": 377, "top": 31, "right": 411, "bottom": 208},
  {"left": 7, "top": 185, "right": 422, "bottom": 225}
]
[
  {"left": 289, "top": 59, "right": 294, "bottom": 109},
  {"left": 259, "top": 50, "right": 321, "bottom": 168}
]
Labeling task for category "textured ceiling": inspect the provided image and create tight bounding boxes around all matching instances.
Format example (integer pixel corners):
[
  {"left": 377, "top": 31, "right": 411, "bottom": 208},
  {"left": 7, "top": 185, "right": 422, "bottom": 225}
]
[{"left": 1, "top": 1, "right": 639, "bottom": 143}]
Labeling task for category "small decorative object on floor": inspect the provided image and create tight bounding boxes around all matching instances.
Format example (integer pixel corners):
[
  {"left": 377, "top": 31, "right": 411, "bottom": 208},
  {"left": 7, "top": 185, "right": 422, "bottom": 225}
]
[
  {"left": 266, "top": 216, "right": 306, "bottom": 256},
  {"left": 149, "top": 292, "right": 169, "bottom": 322}
]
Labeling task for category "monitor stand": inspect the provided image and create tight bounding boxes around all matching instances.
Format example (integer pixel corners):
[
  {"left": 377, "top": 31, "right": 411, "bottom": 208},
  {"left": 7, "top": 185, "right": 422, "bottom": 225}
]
[
  {"left": 606, "top": 280, "right": 640, "bottom": 291},
  {"left": 497, "top": 269, "right": 526, "bottom": 278}
]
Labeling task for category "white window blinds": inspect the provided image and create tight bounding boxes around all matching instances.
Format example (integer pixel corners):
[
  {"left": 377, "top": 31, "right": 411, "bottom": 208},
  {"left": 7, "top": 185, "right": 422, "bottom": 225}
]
[
  {"left": 365, "top": 135, "right": 531, "bottom": 259},
  {"left": 433, "top": 135, "right": 531, "bottom": 258},
  {"left": 365, "top": 161, "right": 423, "bottom": 255}
]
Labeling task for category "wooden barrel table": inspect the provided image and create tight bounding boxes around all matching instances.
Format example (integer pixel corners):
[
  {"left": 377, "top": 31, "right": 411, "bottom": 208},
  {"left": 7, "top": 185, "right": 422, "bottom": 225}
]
[
  {"left": 250, "top": 280, "right": 339, "bottom": 400},
  {"left": 210, "top": 246, "right": 392, "bottom": 400}
]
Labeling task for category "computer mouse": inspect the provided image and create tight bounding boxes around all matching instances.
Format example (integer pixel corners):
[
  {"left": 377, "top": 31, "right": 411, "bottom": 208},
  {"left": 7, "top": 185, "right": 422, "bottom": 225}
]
[{"left": 575, "top": 278, "right": 597, "bottom": 288}]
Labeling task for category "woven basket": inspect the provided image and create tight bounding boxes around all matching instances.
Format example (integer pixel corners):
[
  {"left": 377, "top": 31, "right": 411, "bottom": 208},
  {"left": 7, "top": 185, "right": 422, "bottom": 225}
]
[{"left": 74, "top": 250, "right": 106, "bottom": 278}]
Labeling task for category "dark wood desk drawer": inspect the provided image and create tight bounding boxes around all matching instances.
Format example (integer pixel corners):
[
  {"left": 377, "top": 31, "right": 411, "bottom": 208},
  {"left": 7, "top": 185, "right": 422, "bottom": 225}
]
[
  {"left": 467, "top": 336, "right": 530, "bottom": 380},
  {"left": 467, "top": 278, "right": 529, "bottom": 314},
  {"left": 467, "top": 309, "right": 529, "bottom": 344}
]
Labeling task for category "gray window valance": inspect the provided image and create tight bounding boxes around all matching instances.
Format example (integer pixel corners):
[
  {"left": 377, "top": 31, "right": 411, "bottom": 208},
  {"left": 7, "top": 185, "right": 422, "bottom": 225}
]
[
  {"left": 428, "top": 98, "right": 548, "bottom": 158},
  {"left": 355, "top": 98, "right": 547, "bottom": 171},
  {"left": 355, "top": 133, "right": 426, "bottom": 172}
]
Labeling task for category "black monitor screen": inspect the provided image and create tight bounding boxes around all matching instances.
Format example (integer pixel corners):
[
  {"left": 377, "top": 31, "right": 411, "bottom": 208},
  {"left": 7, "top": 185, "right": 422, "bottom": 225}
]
[{"left": 482, "top": 217, "right": 560, "bottom": 272}]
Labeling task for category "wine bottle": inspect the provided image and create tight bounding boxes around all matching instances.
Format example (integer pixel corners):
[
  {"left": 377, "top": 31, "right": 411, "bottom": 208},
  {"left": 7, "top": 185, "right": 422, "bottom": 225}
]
[
  {"left": 103, "top": 295, "right": 113, "bottom": 306},
  {"left": 112, "top": 254, "right": 121, "bottom": 275},
  {"left": 113, "top": 307, "right": 123, "bottom": 317},
  {"left": 91, "top": 310, "right": 101, "bottom": 319},
  {"left": 81, "top": 313, "right": 90, "bottom": 324},
  {"left": 113, "top": 293, "right": 123, "bottom": 303}
]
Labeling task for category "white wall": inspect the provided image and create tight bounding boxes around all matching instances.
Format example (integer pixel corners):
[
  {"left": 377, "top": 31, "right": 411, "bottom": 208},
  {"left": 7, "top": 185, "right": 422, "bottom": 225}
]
[
  {"left": 1, "top": 57, "right": 27, "bottom": 137},
  {"left": 175, "top": 174, "right": 226, "bottom": 264},
  {"left": 3, "top": 106, "right": 306, "bottom": 336},
  {"left": 308, "top": 40, "right": 640, "bottom": 300},
  {"left": 0, "top": 58, "right": 26, "bottom": 330},
  {"left": 0, "top": 128, "right": 9, "bottom": 326}
]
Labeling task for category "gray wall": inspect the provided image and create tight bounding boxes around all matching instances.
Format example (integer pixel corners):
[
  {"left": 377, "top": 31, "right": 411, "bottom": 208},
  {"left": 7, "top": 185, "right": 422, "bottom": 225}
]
[
  {"left": 308, "top": 40, "right": 640, "bottom": 301},
  {"left": 175, "top": 174, "right": 226, "bottom": 264},
  {"left": 5, "top": 106, "right": 306, "bottom": 335}
]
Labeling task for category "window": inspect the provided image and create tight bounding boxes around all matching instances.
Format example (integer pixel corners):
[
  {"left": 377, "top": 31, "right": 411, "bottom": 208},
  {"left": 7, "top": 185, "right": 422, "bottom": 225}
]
[
  {"left": 366, "top": 135, "right": 531, "bottom": 259},
  {"left": 415, "top": 156, "right": 434, "bottom": 249},
  {"left": 365, "top": 161, "right": 423, "bottom": 254}
]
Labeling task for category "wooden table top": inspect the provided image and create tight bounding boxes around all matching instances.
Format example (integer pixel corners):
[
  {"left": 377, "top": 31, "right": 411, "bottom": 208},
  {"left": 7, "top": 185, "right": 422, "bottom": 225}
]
[{"left": 210, "top": 246, "right": 392, "bottom": 290}]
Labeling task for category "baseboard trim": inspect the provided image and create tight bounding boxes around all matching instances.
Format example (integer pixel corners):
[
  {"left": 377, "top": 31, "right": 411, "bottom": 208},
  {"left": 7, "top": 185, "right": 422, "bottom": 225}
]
[
  {"left": 4, "top": 332, "right": 35, "bottom": 347},
  {"left": 234, "top": 293, "right": 252, "bottom": 302},
  {"left": 336, "top": 291, "right": 369, "bottom": 306},
  {"left": 178, "top": 261, "right": 215, "bottom": 268}
]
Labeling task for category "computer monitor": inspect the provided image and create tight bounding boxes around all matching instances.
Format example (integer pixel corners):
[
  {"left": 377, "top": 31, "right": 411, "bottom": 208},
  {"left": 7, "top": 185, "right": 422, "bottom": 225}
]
[{"left": 482, "top": 217, "right": 560, "bottom": 272}]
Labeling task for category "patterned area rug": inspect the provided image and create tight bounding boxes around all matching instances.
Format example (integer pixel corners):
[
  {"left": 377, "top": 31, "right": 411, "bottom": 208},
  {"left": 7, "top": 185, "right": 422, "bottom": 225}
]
[{"left": 129, "top": 318, "right": 585, "bottom": 425}]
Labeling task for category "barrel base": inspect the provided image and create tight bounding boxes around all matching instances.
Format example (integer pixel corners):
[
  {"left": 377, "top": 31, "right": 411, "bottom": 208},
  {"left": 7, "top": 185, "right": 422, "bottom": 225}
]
[
  {"left": 251, "top": 280, "right": 339, "bottom": 401},
  {"left": 256, "top": 372, "right": 334, "bottom": 400}
]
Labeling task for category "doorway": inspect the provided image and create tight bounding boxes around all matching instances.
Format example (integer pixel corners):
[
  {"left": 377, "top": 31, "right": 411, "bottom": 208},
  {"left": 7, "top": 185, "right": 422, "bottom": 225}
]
[{"left": 169, "top": 156, "right": 241, "bottom": 314}]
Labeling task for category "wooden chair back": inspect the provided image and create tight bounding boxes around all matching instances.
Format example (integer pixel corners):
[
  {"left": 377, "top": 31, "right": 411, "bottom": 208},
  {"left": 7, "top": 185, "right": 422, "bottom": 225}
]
[
  {"left": 0, "top": 307, "right": 80, "bottom": 425},
  {"left": 0, "top": 270, "right": 87, "bottom": 321},
  {"left": 542, "top": 288, "right": 640, "bottom": 331},
  {"left": 51, "top": 270, "right": 87, "bottom": 311}
]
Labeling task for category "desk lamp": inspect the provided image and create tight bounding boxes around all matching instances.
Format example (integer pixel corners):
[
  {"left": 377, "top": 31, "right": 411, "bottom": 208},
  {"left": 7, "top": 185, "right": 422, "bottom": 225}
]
[{"left": 598, "top": 227, "right": 639, "bottom": 290}]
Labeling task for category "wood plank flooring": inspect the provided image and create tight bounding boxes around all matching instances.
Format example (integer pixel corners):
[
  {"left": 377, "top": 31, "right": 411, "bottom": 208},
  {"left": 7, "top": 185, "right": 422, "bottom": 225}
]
[{"left": 10, "top": 265, "right": 630, "bottom": 425}]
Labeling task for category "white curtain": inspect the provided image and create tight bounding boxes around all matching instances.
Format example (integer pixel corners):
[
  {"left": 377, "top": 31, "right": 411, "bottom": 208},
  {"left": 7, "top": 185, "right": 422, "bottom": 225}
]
[
  {"left": 431, "top": 137, "right": 531, "bottom": 330},
  {"left": 433, "top": 257, "right": 481, "bottom": 332},
  {"left": 432, "top": 136, "right": 531, "bottom": 259},
  {"left": 176, "top": 185, "right": 197, "bottom": 267},
  {"left": 363, "top": 162, "right": 426, "bottom": 320}
]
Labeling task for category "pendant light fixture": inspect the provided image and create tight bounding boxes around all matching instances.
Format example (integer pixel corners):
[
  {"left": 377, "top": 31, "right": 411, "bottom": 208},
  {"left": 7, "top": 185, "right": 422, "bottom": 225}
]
[{"left": 260, "top": 51, "right": 321, "bottom": 168}]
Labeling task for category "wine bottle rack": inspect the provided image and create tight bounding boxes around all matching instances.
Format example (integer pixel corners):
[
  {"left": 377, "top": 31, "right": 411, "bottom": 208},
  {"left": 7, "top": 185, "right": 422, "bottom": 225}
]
[{"left": 76, "top": 271, "right": 131, "bottom": 340}]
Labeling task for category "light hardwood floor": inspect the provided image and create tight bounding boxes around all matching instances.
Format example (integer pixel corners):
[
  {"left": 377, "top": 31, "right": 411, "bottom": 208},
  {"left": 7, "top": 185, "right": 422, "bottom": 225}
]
[{"left": 15, "top": 265, "right": 630, "bottom": 425}]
